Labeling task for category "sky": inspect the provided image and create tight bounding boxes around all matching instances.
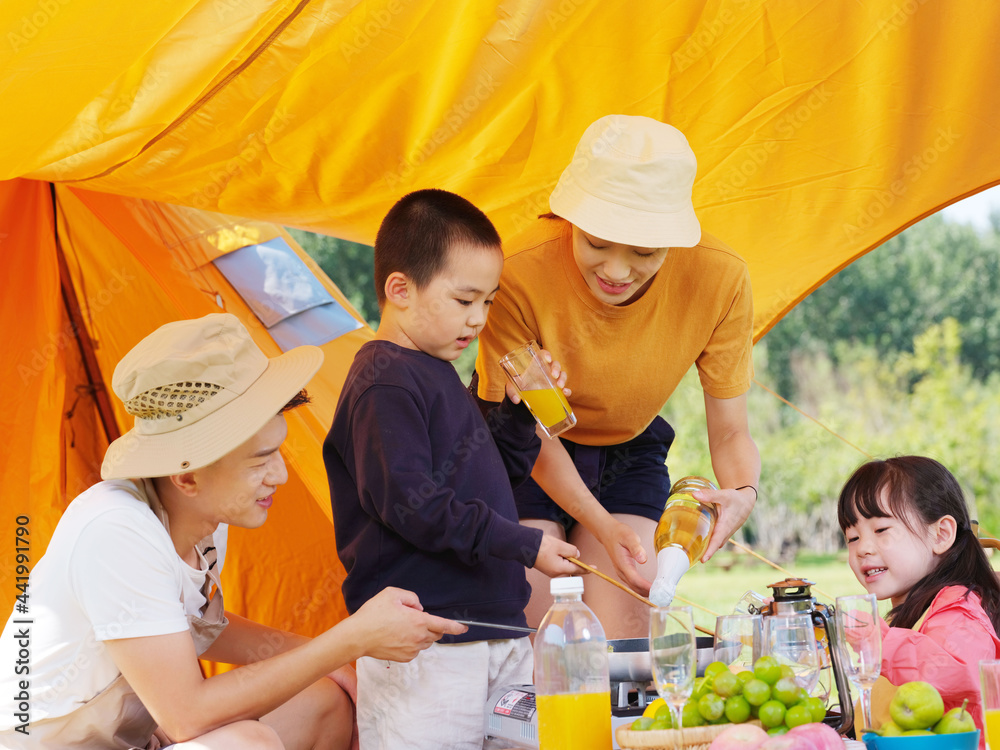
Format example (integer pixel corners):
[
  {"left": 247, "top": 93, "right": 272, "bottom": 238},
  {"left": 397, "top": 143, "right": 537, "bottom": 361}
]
[{"left": 939, "top": 184, "right": 1000, "bottom": 230}]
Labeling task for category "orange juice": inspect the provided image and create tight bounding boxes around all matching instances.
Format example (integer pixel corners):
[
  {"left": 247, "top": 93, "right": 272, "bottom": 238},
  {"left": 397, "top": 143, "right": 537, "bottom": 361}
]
[
  {"left": 519, "top": 387, "right": 571, "bottom": 428},
  {"left": 985, "top": 708, "right": 1000, "bottom": 749},
  {"left": 653, "top": 493, "right": 716, "bottom": 564},
  {"left": 536, "top": 691, "right": 612, "bottom": 750}
]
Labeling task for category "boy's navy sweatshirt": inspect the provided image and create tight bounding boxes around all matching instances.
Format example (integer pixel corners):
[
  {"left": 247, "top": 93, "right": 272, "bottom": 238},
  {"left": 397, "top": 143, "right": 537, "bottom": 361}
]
[{"left": 324, "top": 340, "right": 545, "bottom": 643}]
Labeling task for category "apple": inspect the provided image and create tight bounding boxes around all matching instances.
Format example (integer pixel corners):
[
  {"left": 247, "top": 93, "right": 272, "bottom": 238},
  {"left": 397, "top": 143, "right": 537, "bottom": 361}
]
[
  {"left": 878, "top": 720, "right": 904, "bottom": 736},
  {"left": 934, "top": 699, "right": 977, "bottom": 735},
  {"left": 889, "top": 680, "right": 945, "bottom": 730},
  {"left": 786, "top": 722, "right": 843, "bottom": 750},
  {"left": 708, "top": 723, "right": 769, "bottom": 750},
  {"left": 902, "top": 729, "right": 935, "bottom": 736}
]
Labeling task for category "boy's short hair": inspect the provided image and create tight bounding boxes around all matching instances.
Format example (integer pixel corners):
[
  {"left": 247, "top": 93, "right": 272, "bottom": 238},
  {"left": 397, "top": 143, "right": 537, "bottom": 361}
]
[{"left": 374, "top": 189, "right": 501, "bottom": 307}]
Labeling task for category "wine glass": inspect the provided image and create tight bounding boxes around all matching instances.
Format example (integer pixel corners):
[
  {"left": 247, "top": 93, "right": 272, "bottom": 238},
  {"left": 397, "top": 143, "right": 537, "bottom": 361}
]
[
  {"left": 650, "top": 606, "right": 697, "bottom": 749},
  {"left": 835, "top": 594, "right": 882, "bottom": 732},
  {"left": 764, "top": 613, "right": 821, "bottom": 694},
  {"left": 714, "top": 614, "right": 763, "bottom": 672}
]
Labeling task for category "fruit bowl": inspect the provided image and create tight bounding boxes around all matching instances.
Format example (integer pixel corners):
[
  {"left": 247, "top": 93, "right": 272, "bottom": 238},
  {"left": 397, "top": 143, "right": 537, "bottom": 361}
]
[{"left": 861, "top": 730, "right": 980, "bottom": 750}]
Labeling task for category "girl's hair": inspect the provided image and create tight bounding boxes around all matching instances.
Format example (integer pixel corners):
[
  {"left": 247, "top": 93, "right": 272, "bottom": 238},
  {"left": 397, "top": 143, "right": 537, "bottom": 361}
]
[{"left": 837, "top": 455, "right": 1000, "bottom": 632}]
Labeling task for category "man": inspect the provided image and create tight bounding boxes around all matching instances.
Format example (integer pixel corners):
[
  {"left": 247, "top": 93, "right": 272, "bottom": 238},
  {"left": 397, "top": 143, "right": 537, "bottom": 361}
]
[{"left": 0, "top": 313, "right": 465, "bottom": 749}]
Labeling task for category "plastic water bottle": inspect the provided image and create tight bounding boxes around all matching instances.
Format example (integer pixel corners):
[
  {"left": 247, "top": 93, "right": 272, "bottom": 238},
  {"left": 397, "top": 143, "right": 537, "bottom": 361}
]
[{"left": 534, "top": 576, "right": 611, "bottom": 750}]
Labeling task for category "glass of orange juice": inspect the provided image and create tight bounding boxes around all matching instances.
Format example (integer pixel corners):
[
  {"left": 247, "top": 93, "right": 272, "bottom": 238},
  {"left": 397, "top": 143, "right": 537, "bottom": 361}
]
[
  {"left": 982, "top": 659, "right": 1000, "bottom": 749},
  {"left": 498, "top": 341, "right": 576, "bottom": 438}
]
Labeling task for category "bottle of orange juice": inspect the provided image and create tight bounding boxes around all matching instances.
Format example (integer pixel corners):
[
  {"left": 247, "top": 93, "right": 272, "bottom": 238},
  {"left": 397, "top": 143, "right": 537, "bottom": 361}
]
[
  {"left": 534, "top": 577, "right": 611, "bottom": 750},
  {"left": 649, "top": 476, "right": 718, "bottom": 606}
]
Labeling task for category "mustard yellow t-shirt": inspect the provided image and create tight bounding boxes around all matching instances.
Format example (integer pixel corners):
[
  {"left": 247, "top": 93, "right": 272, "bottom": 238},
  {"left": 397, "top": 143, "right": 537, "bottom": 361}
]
[{"left": 476, "top": 218, "right": 754, "bottom": 446}]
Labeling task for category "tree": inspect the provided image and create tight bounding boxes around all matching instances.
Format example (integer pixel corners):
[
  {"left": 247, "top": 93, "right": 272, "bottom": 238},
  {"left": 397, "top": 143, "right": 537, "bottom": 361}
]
[{"left": 287, "top": 229, "right": 380, "bottom": 326}]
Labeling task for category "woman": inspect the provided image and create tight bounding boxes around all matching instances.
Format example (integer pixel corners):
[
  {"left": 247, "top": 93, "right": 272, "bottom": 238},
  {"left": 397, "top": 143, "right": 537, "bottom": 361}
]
[{"left": 475, "top": 115, "right": 761, "bottom": 637}]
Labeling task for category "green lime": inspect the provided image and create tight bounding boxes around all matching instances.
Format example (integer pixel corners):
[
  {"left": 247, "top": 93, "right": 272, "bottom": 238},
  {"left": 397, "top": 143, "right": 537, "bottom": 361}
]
[
  {"left": 772, "top": 677, "right": 800, "bottom": 706},
  {"left": 785, "top": 705, "right": 812, "bottom": 728},
  {"left": 736, "top": 670, "right": 756, "bottom": 685},
  {"left": 698, "top": 692, "right": 726, "bottom": 722},
  {"left": 631, "top": 716, "right": 655, "bottom": 730},
  {"left": 682, "top": 699, "right": 706, "bottom": 727},
  {"left": 649, "top": 718, "right": 671, "bottom": 730},
  {"left": 654, "top": 704, "right": 673, "bottom": 725},
  {"left": 704, "top": 661, "right": 730, "bottom": 680},
  {"left": 725, "top": 695, "right": 752, "bottom": 724},
  {"left": 803, "top": 696, "right": 826, "bottom": 723},
  {"left": 767, "top": 725, "right": 789, "bottom": 735},
  {"left": 758, "top": 699, "right": 786, "bottom": 729},
  {"left": 753, "top": 656, "right": 782, "bottom": 685},
  {"left": 743, "top": 678, "right": 771, "bottom": 706},
  {"left": 713, "top": 670, "right": 743, "bottom": 698}
]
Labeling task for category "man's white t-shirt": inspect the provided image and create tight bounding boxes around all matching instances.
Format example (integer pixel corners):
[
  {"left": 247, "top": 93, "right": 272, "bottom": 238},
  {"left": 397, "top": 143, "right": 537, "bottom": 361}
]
[{"left": 0, "top": 479, "right": 227, "bottom": 727}]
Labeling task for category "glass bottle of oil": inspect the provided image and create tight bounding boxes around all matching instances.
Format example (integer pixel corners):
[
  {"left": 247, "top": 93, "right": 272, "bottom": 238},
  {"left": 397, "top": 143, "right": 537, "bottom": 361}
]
[{"left": 649, "top": 476, "right": 717, "bottom": 606}]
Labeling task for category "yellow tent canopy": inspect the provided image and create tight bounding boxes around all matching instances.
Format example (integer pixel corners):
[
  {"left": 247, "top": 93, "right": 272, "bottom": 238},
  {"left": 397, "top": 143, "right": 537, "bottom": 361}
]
[{"left": 2, "top": 0, "right": 1000, "bottom": 640}]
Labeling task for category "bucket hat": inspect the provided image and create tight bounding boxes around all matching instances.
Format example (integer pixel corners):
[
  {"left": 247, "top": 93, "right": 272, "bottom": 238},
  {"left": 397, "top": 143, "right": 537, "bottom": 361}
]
[
  {"left": 101, "top": 313, "right": 323, "bottom": 479},
  {"left": 549, "top": 114, "right": 701, "bottom": 248}
]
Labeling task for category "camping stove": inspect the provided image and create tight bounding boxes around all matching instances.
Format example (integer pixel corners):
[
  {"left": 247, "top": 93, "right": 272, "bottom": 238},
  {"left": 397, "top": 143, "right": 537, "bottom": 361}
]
[{"left": 484, "top": 637, "right": 716, "bottom": 749}]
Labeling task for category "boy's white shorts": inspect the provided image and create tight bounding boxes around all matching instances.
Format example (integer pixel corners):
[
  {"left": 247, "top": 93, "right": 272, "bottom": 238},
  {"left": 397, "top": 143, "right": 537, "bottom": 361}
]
[{"left": 356, "top": 637, "right": 532, "bottom": 749}]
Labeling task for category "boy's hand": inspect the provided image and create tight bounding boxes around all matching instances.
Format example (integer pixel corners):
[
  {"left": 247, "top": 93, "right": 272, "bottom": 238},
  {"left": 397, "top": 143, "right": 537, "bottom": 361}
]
[
  {"left": 532, "top": 534, "right": 582, "bottom": 577},
  {"left": 353, "top": 587, "right": 467, "bottom": 661},
  {"left": 503, "top": 349, "right": 571, "bottom": 404}
]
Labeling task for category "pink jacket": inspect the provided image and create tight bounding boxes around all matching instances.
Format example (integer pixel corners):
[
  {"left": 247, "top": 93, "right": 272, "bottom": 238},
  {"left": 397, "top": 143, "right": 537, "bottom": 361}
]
[{"left": 880, "top": 585, "right": 1000, "bottom": 744}]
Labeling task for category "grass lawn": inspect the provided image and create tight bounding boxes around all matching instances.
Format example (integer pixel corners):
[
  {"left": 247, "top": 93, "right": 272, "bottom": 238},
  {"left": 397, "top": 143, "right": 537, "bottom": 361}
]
[{"left": 675, "top": 551, "right": 873, "bottom": 634}]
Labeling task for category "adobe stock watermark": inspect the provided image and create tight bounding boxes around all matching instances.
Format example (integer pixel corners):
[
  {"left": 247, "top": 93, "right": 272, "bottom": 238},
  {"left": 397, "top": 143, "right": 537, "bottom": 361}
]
[
  {"left": 672, "top": 0, "right": 752, "bottom": 74},
  {"left": 876, "top": 0, "right": 931, "bottom": 40},
  {"left": 716, "top": 83, "right": 833, "bottom": 200},
  {"left": 17, "top": 266, "right": 136, "bottom": 385},
  {"left": 383, "top": 72, "right": 499, "bottom": 189},
  {"left": 340, "top": 0, "right": 404, "bottom": 61},
  {"left": 8, "top": 0, "right": 71, "bottom": 53},
  {"left": 190, "top": 109, "right": 295, "bottom": 209},
  {"left": 842, "top": 126, "right": 959, "bottom": 240}
]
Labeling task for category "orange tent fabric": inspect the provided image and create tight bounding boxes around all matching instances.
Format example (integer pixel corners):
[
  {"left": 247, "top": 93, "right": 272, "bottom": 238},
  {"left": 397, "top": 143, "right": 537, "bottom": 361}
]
[
  {"left": 0, "top": 180, "right": 370, "bottom": 669},
  {"left": 2, "top": 0, "right": 1000, "bottom": 642}
]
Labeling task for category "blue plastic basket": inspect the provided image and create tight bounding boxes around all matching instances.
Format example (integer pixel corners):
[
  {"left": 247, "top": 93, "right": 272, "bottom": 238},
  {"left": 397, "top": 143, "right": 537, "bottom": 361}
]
[{"left": 862, "top": 730, "right": 980, "bottom": 750}]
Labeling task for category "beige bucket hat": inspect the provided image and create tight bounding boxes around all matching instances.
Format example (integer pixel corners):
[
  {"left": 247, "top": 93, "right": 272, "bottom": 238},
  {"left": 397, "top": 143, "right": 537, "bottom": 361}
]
[
  {"left": 549, "top": 114, "right": 701, "bottom": 248},
  {"left": 101, "top": 313, "right": 323, "bottom": 480}
]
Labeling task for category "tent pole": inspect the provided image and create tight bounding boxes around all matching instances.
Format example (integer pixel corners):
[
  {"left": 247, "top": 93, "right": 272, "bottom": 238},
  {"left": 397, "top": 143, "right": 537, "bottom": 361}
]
[{"left": 50, "top": 184, "right": 122, "bottom": 445}]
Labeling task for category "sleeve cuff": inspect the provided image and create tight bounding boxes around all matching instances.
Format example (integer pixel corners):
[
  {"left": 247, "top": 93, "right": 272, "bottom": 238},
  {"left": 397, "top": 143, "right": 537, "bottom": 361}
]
[{"left": 487, "top": 518, "right": 543, "bottom": 568}]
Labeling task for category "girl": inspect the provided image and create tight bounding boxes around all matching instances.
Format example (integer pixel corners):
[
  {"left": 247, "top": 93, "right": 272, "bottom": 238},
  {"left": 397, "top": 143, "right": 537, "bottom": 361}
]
[{"left": 838, "top": 455, "right": 1000, "bottom": 742}]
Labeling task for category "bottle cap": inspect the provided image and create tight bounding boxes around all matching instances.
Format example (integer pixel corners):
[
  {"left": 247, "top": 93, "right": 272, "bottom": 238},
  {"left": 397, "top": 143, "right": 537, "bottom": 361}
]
[
  {"left": 649, "top": 547, "right": 691, "bottom": 606},
  {"left": 550, "top": 576, "right": 584, "bottom": 596}
]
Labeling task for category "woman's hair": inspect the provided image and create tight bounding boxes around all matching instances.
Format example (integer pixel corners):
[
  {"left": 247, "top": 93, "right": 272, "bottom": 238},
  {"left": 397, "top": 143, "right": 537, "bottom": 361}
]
[{"left": 837, "top": 455, "right": 1000, "bottom": 632}]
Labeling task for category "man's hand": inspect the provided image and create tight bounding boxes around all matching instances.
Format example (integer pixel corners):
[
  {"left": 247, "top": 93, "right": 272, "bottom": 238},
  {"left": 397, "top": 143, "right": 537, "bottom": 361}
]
[
  {"left": 599, "top": 520, "right": 652, "bottom": 596},
  {"left": 353, "top": 587, "right": 467, "bottom": 662},
  {"left": 696, "top": 486, "right": 756, "bottom": 562},
  {"left": 532, "top": 534, "right": 581, "bottom": 577}
]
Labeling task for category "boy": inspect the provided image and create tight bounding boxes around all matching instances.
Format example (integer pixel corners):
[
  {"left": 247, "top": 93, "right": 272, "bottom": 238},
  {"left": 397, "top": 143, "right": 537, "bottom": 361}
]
[
  {"left": 324, "top": 190, "right": 580, "bottom": 749},
  {"left": 0, "top": 313, "right": 465, "bottom": 749}
]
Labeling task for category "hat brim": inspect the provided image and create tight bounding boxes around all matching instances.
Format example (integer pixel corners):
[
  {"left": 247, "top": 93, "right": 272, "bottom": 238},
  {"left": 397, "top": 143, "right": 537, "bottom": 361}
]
[
  {"left": 550, "top": 181, "right": 701, "bottom": 249},
  {"left": 101, "top": 345, "right": 324, "bottom": 479}
]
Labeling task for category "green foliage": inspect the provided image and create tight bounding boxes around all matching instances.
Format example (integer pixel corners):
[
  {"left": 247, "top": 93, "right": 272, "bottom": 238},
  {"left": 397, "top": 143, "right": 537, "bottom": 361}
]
[
  {"left": 765, "top": 215, "right": 1000, "bottom": 399},
  {"left": 287, "top": 228, "right": 380, "bottom": 326}
]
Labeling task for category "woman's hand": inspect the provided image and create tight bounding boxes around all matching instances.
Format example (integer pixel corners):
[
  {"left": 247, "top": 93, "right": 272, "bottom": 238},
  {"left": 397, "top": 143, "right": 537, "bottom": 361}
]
[
  {"left": 599, "top": 520, "right": 652, "bottom": 596},
  {"left": 695, "top": 486, "right": 756, "bottom": 562},
  {"left": 503, "top": 349, "right": 571, "bottom": 404}
]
